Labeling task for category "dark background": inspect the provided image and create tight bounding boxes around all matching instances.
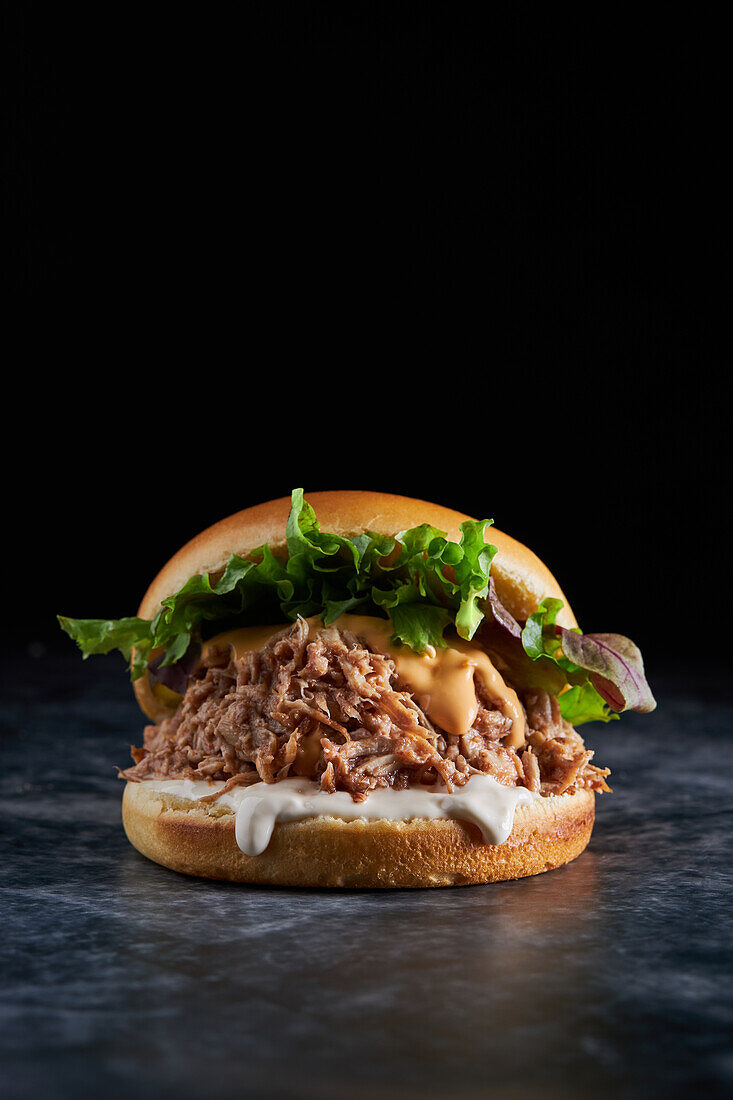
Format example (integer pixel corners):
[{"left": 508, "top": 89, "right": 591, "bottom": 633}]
[
  {"left": 4, "top": 7, "right": 727, "bottom": 675},
  {"left": 3, "top": 17, "right": 732, "bottom": 1100}
]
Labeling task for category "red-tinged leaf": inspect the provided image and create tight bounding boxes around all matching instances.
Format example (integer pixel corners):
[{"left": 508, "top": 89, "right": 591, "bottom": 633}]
[{"left": 558, "top": 630, "right": 656, "bottom": 714}]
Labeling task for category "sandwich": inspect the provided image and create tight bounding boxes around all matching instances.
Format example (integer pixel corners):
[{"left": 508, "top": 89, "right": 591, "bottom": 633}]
[{"left": 58, "top": 489, "right": 655, "bottom": 888}]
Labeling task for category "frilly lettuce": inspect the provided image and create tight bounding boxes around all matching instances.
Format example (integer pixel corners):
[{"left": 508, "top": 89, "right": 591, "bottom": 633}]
[{"left": 58, "top": 489, "right": 655, "bottom": 726}]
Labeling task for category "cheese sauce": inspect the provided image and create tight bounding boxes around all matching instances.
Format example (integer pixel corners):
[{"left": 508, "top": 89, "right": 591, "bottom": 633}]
[
  {"left": 140, "top": 776, "right": 538, "bottom": 857},
  {"left": 203, "top": 613, "right": 525, "bottom": 747}
]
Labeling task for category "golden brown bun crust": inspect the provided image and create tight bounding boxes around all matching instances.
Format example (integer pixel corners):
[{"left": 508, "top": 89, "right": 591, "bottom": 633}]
[
  {"left": 122, "top": 781, "right": 595, "bottom": 888},
  {"left": 134, "top": 492, "right": 577, "bottom": 721}
]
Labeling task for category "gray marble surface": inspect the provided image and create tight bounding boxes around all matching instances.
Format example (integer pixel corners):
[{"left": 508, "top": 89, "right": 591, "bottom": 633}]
[{"left": 1, "top": 655, "right": 731, "bottom": 1099}]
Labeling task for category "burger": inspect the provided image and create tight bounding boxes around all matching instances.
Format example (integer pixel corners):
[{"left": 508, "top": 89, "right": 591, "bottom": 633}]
[{"left": 59, "top": 490, "right": 655, "bottom": 888}]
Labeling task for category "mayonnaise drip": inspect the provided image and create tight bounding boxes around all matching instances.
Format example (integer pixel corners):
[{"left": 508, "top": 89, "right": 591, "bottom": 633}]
[{"left": 140, "top": 776, "right": 538, "bottom": 857}]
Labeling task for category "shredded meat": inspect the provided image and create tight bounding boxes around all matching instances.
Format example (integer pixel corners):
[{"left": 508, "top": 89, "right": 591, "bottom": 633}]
[
  {"left": 123, "top": 620, "right": 610, "bottom": 801},
  {"left": 523, "top": 689, "right": 611, "bottom": 796}
]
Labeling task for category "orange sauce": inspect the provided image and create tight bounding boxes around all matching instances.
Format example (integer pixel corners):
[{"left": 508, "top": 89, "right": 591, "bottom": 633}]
[{"left": 203, "top": 614, "right": 525, "bottom": 747}]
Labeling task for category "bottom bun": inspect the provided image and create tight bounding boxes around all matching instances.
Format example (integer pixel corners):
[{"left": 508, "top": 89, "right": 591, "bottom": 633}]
[{"left": 122, "top": 781, "right": 595, "bottom": 888}]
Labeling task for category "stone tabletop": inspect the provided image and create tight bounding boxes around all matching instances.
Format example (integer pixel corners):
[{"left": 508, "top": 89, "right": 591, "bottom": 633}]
[{"left": 1, "top": 655, "right": 731, "bottom": 1099}]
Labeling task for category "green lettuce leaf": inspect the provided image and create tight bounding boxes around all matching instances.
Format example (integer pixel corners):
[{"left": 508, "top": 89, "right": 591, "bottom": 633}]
[
  {"left": 58, "top": 489, "right": 655, "bottom": 732},
  {"left": 424, "top": 519, "right": 498, "bottom": 640},
  {"left": 56, "top": 616, "right": 154, "bottom": 679},
  {"left": 556, "top": 682, "right": 619, "bottom": 725},
  {"left": 58, "top": 490, "right": 491, "bottom": 678},
  {"left": 372, "top": 582, "right": 453, "bottom": 651}
]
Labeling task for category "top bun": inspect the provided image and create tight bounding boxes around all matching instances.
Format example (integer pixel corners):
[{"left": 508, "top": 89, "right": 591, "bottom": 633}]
[{"left": 134, "top": 491, "right": 577, "bottom": 720}]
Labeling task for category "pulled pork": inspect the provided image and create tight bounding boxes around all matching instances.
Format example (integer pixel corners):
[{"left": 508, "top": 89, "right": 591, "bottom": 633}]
[{"left": 123, "top": 620, "right": 610, "bottom": 801}]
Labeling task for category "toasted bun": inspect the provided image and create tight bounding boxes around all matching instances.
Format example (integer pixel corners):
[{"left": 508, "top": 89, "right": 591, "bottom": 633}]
[
  {"left": 134, "top": 491, "right": 578, "bottom": 721},
  {"left": 122, "top": 781, "right": 595, "bottom": 888}
]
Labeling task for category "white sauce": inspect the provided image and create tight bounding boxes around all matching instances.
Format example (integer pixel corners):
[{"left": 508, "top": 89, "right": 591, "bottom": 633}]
[{"left": 140, "top": 776, "right": 538, "bottom": 857}]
